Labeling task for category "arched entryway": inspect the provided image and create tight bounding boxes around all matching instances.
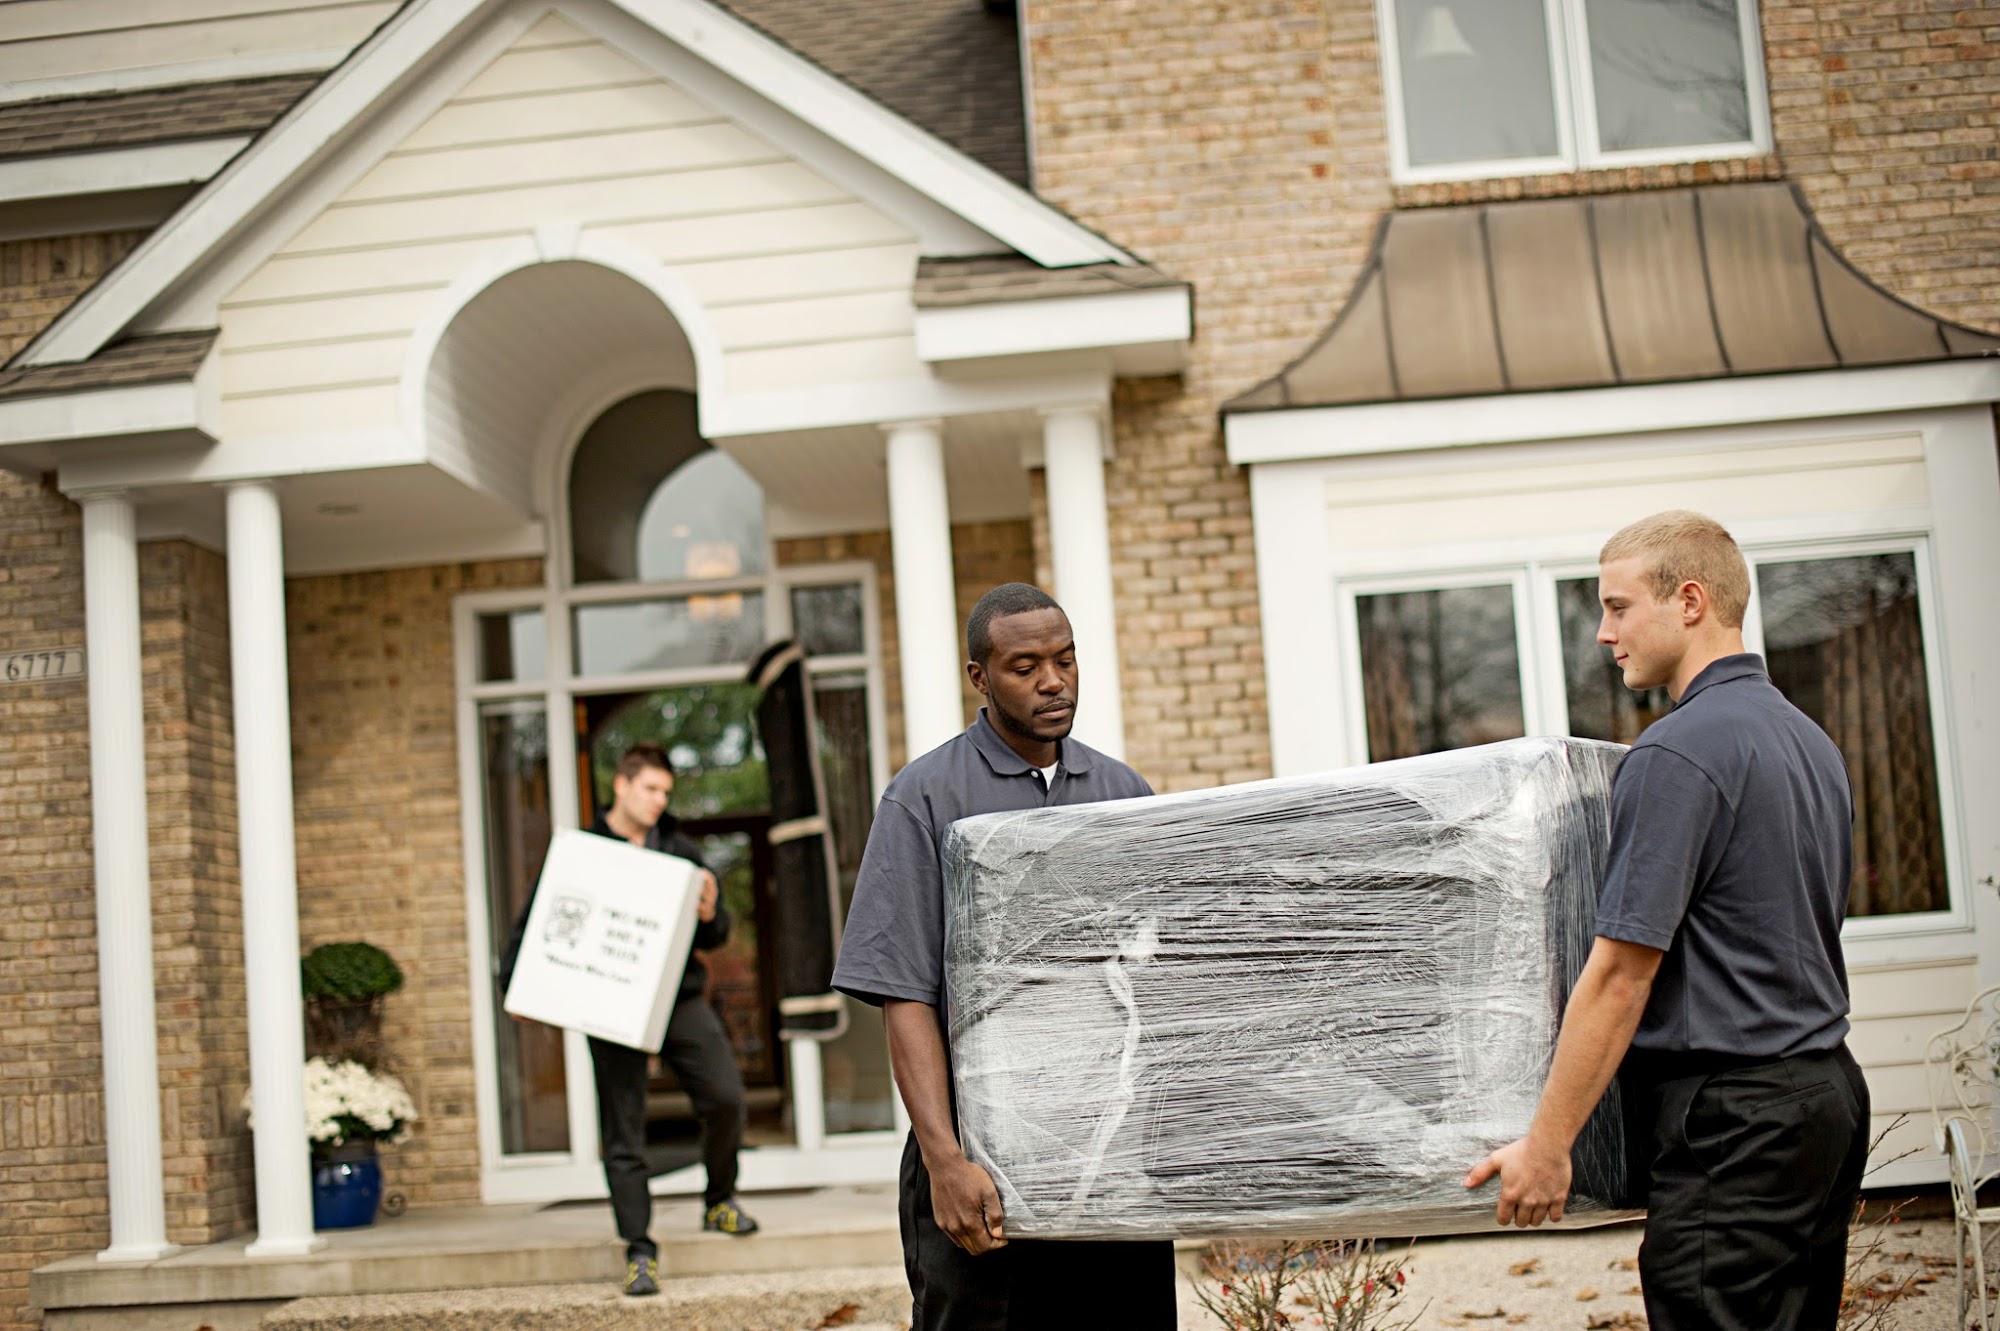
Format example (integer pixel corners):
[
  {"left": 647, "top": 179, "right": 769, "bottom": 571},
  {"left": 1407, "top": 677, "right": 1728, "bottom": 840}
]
[{"left": 435, "top": 262, "right": 903, "bottom": 1204}]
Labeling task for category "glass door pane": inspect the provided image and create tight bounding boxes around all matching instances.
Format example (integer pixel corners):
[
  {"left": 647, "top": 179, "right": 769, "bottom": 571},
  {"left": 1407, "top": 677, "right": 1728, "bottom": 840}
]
[
  {"left": 573, "top": 593, "right": 767, "bottom": 676},
  {"left": 1355, "top": 585, "right": 1526, "bottom": 761},
  {"left": 1756, "top": 553, "right": 1948, "bottom": 917},
  {"left": 812, "top": 670, "right": 895, "bottom": 1134},
  {"left": 478, "top": 701, "right": 568, "bottom": 1155},
  {"left": 1554, "top": 577, "right": 1672, "bottom": 743},
  {"left": 579, "top": 686, "right": 790, "bottom": 1151}
]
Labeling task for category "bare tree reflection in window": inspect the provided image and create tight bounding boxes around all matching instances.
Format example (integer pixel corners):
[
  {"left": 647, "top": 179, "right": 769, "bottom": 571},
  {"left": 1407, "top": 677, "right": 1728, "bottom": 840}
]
[
  {"left": 1357, "top": 586, "right": 1527, "bottom": 762},
  {"left": 1758, "top": 553, "right": 1947, "bottom": 917},
  {"left": 1586, "top": 0, "right": 1753, "bottom": 152},
  {"left": 1556, "top": 577, "right": 1672, "bottom": 744}
]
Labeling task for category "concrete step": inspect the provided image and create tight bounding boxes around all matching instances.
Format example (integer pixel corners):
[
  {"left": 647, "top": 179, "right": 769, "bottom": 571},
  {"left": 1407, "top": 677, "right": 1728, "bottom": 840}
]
[{"left": 260, "top": 1265, "right": 910, "bottom": 1331}]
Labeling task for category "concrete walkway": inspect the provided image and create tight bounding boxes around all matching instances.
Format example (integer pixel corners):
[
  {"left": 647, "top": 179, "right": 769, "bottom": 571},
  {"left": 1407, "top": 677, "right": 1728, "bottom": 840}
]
[{"left": 37, "top": 1184, "right": 1974, "bottom": 1330}]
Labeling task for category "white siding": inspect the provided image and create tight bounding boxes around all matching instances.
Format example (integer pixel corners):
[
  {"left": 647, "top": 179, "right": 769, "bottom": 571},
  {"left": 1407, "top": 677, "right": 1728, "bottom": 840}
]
[
  {"left": 1323, "top": 434, "right": 1929, "bottom": 556},
  {"left": 1847, "top": 959, "right": 1981, "bottom": 1185},
  {"left": 216, "top": 13, "right": 924, "bottom": 449},
  {"left": 0, "top": 0, "right": 389, "bottom": 91}
]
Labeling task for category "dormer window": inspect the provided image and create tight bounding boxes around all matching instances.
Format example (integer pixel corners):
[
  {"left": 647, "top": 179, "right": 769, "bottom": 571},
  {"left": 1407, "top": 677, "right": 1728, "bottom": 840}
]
[{"left": 1379, "top": 0, "right": 1769, "bottom": 184}]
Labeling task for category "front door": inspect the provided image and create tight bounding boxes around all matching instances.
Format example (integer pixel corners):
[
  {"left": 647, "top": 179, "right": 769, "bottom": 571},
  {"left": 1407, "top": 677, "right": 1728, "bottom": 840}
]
[
  {"left": 462, "top": 568, "right": 903, "bottom": 1204},
  {"left": 578, "top": 685, "right": 791, "bottom": 1166}
]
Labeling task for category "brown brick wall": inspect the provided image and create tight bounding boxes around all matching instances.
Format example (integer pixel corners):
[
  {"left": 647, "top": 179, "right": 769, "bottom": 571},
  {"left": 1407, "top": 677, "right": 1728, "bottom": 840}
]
[
  {"left": 0, "top": 232, "right": 147, "bottom": 360},
  {"left": 285, "top": 559, "right": 543, "bottom": 1209},
  {"left": 1024, "top": 0, "right": 1368, "bottom": 790},
  {"left": 1769, "top": 1, "right": 2000, "bottom": 331},
  {"left": 141, "top": 540, "right": 251, "bottom": 1244},
  {"left": 0, "top": 492, "right": 256, "bottom": 1330},
  {"left": 0, "top": 473, "right": 99, "bottom": 1331},
  {"left": 1022, "top": 0, "right": 2000, "bottom": 788},
  {"left": 777, "top": 520, "right": 1036, "bottom": 770}
]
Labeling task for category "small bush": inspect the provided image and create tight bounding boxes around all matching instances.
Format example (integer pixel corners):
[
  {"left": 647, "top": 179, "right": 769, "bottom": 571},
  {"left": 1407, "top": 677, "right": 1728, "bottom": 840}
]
[{"left": 301, "top": 942, "right": 405, "bottom": 1003}]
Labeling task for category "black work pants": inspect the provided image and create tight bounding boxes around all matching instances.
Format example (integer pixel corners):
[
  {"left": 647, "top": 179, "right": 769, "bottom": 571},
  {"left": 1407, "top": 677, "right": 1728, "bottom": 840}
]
[
  {"left": 1621, "top": 1043, "right": 1869, "bottom": 1331},
  {"left": 898, "top": 1131, "right": 1177, "bottom": 1331},
  {"left": 590, "top": 995, "right": 747, "bottom": 1258}
]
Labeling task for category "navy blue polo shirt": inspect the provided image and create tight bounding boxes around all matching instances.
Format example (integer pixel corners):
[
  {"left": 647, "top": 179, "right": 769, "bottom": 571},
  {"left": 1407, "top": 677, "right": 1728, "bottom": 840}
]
[
  {"left": 833, "top": 709, "right": 1154, "bottom": 1010},
  {"left": 1595, "top": 654, "right": 1855, "bottom": 1058}
]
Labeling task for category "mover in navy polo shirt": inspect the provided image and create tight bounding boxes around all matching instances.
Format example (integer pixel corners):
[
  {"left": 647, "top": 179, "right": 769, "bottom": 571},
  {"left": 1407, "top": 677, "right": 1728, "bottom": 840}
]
[
  {"left": 1466, "top": 511, "right": 1867, "bottom": 1331},
  {"left": 833, "top": 583, "right": 1176, "bottom": 1331}
]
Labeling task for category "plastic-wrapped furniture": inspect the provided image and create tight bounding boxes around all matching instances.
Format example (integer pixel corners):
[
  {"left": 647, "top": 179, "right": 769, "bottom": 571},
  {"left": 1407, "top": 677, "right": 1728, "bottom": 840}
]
[
  {"left": 1925, "top": 984, "right": 2000, "bottom": 1329},
  {"left": 943, "top": 736, "right": 1635, "bottom": 1239}
]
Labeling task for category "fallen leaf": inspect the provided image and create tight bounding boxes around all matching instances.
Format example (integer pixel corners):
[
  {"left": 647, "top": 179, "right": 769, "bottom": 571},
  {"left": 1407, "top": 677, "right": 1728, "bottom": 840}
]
[
  {"left": 1623, "top": 1286, "right": 1642, "bottom": 1296},
  {"left": 1528, "top": 1278, "right": 1554, "bottom": 1289},
  {"left": 1509, "top": 1258, "right": 1542, "bottom": 1276},
  {"left": 1505, "top": 1316, "right": 1530, "bottom": 1326},
  {"left": 812, "top": 1304, "right": 861, "bottom": 1329},
  {"left": 1574, "top": 1287, "right": 1599, "bottom": 1301},
  {"left": 1461, "top": 1309, "right": 1509, "bottom": 1320},
  {"left": 1585, "top": 1314, "right": 1645, "bottom": 1329},
  {"left": 1611, "top": 1257, "right": 1638, "bottom": 1271}
]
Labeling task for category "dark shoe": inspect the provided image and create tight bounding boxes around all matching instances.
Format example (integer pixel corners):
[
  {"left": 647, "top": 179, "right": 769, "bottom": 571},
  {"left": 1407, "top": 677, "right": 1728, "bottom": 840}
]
[
  {"left": 702, "top": 1198, "right": 760, "bottom": 1236},
  {"left": 623, "top": 1255, "right": 660, "bottom": 1296}
]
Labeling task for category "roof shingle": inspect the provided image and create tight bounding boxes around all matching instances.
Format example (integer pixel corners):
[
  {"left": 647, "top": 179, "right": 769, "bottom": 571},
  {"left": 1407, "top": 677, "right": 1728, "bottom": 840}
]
[
  {"left": 916, "top": 255, "right": 1185, "bottom": 307},
  {"left": 711, "top": 0, "right": 1030, "bottom": 186},
  {"left": 0, "top": 76, "right": 319, "bottom": 163},
  {"left": 0, "top": 330, "right": 215, "bottom": 401}
]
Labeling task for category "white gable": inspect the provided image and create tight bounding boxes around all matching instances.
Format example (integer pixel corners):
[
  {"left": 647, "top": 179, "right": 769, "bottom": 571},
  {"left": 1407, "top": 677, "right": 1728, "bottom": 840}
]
[{"left": 18, "top": 0, "right": 1134, "bottom": 371}]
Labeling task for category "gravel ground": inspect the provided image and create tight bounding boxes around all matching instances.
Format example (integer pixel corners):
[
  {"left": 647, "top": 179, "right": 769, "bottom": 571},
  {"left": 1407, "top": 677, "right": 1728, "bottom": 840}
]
[{"left": 1176, "top": 1213, "right": 1972, "bottom": 1331}]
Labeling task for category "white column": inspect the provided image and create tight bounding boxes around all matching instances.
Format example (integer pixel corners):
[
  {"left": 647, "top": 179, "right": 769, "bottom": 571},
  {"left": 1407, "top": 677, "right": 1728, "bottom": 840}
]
[
  {"left": 884, "top": 419, "right": 964, "bottom": 760},
  {"left": 1040, "top": 406, "right": 1127, "bottom": 759},
  {"left": 79, "top": 492, "right": 176, "bottom": 1263},
  {"left": 225, "top": 481, "right": 322, "bottom": 1256}
]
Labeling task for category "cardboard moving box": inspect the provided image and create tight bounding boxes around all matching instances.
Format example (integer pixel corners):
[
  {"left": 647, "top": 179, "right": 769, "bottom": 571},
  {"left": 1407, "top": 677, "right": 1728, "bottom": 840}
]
[{"left": 503, "top": 827, "right": 701, "bottom": 1051}]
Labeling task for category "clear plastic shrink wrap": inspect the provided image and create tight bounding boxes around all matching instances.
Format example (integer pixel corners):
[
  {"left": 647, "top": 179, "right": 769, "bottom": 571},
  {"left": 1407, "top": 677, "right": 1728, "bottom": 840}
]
[{"left": 942, "top": 736, "right": 1636, "bottom": 1240}]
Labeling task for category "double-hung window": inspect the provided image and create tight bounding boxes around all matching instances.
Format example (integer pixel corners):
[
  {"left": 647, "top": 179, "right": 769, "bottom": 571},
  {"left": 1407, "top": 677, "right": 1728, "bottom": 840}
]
[
  {"left": 1379, "top": 0, "right": 1771, "bottom": 183},
  {"left": 1346, "top": 541, "right": 1961, "bottom": 935}
]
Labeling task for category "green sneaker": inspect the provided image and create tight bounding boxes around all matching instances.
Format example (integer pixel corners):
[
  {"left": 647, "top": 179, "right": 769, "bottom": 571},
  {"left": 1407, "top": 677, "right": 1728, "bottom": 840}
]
[
  {"left": 702, "top": 1198, "right": 761, "bottom": 1236},
  {"left": 623, "top": 1255, "right": 660, "bottom": 1297}
]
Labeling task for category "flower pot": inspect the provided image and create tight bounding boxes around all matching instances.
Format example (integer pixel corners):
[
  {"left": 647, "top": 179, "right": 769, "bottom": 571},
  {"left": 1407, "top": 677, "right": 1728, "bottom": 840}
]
[{"left": 311, "top": 1141, "right": 383, "bottom": 1230}]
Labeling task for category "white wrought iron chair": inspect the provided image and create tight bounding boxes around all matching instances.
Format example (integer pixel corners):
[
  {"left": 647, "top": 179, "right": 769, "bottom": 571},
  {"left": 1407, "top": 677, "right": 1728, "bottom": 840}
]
[{"left": 1925, "top": 983, "right": 2000, "bottom": 1330}]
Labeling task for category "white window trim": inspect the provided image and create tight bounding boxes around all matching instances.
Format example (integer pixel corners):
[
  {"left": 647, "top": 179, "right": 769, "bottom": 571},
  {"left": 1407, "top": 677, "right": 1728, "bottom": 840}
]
[
  {"left": 1333, "top": 535, "right": 1972, "bottom": 955},
  {"left": 1337, "top": 568, "right": 1543, "bottom": 763},
  {"left": 1376, "top": 0, "right": 1772, "bottom": 186}
]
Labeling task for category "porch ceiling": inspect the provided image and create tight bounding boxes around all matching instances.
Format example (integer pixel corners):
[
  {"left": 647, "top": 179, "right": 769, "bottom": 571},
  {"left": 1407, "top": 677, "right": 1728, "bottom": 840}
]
[{"left": 727, "top": 409, "right": 1036, "bottom": 541}]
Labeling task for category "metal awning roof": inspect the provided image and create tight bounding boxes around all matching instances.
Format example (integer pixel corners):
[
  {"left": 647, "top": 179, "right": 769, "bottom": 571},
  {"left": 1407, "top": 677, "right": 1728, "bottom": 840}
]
[{"left": 1226, "top": 182, "right": 2000, "bottom": 413}]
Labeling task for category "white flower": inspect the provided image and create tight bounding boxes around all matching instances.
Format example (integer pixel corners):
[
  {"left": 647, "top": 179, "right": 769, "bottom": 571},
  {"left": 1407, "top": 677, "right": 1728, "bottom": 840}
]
[{"left": 242, "top": 1057, "right": 418, "bottom": 1147}]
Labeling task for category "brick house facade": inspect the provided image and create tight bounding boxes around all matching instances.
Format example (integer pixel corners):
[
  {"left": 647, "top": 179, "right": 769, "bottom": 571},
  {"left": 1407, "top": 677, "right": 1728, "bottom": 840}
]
[{"left": 1, "top": 1, "right": 1996, "bottom": 1327}]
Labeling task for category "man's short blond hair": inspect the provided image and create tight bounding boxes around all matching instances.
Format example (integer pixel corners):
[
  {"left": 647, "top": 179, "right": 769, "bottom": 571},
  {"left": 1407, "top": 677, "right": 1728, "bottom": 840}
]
[{"left": 1599, "top": 510, "right": 1751, "bottom": 627}]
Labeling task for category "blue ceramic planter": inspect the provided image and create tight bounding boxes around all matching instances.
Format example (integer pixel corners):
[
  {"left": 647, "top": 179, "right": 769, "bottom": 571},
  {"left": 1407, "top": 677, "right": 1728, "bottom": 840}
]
[{"left": 311, "top": 1144, "right": 382, "bottom": 1230}]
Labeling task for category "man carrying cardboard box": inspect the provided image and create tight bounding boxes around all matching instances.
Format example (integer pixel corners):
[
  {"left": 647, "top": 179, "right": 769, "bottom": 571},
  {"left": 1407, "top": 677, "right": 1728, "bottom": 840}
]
[
  {"left": 832, "top": 584, "right": 1178, "bottom": 1331},
  {"left": 501, "top": 743, "right": 759, "bottom": 1298}
]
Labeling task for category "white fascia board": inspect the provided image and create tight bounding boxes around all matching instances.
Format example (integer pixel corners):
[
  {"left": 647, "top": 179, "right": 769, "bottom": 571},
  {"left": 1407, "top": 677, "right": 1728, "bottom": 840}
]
[
  {"left": 703, "top": 368, "right": 1112, "bottom": 439},
  {"left": 0, "top": 382, "right": 209, "bottom": 453},
  {"left": 913, "top": 287, "right": 1191, "bottom": 364},
  {"left": 14, "top": 0, "right": 500, "bottom": 368},
  {"left": 617, "top": 0, "right": 1131, "bottom": 269},
  {"left": 0, "top": 139, "right": 251, "bottom": 205},
  {"left": 55, "top": 426, "right": 424, "bottom": 492},
  {"left": 1223, "top": 360, "right": 2000, "bottom": 466},
  {"left": 0, "top": 49, "right": 349, "bottom": 107}
]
